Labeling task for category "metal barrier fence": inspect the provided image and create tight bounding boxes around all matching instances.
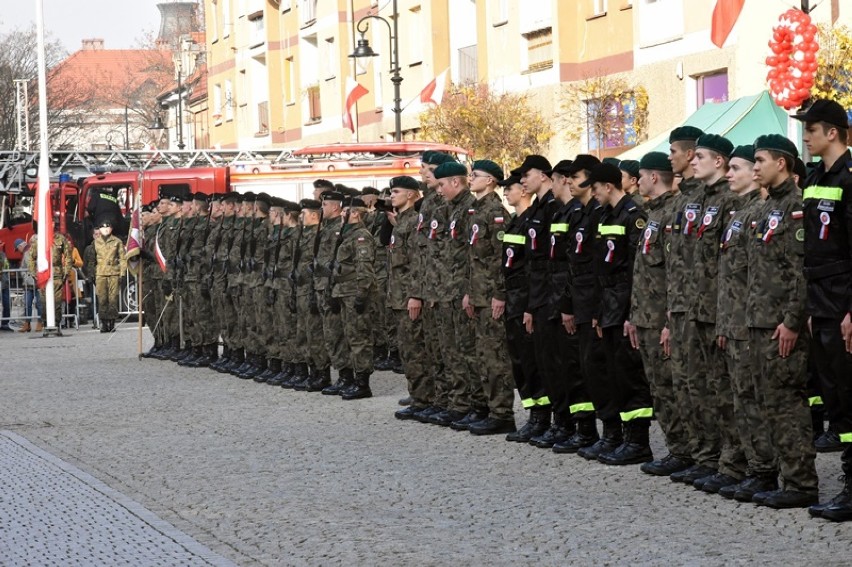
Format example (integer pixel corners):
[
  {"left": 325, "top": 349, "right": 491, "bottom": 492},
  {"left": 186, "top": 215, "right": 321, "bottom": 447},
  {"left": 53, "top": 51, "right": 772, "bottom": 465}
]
[{"left": 0, "top": 267, "right": 95, "bottom": 330}]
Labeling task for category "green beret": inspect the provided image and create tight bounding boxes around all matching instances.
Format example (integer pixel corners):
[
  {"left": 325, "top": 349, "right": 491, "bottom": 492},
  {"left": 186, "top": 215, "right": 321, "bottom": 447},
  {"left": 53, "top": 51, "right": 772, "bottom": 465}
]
[
  {"left": 639, "top": 151, "right": 673, "bottom": 172},
  {"left": 471, "top": 159, "right": 504, "bottom": 181},
  {"left": 618, "top": 159, "right": 640, "bottom": 179},
  {"left": 389, "top": 175, "right": 420, "bottom": 191},
  {"left": 423, "top": 152, "right": 457, "bottom": 166},
  {"left": 602, "top": 157, "right": 621, "bottom": 167},
  {"left": 282, "top": 200, "right": 301, "bottom": 213},
  {"left": 434, "top": 161, "right": 468, "bottom": 179},
  {"left": 753, "top": 134, "right": 798, "bottom": 159},
  {"left": 669, "top": 126, "right": 704, "bottom": 143},
  {"left": 729, "top": 144, "right": 755, "bottom": 163},
  {"left": 696, "top": 133, "right": 734, "bottom": 157}
]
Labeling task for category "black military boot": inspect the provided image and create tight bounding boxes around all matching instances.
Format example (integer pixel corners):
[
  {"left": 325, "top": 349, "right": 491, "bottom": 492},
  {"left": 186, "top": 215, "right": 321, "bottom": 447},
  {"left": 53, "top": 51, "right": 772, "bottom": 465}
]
[
  {"left": 812, "top": 461, "right": 852, "bottom": 520},
  {"left": 578, "top": 419, "right": 623, "bottom": 460},
  {"left": 640, "top": 454, "right": 694, "bottom": 477},
  {"left": 210, "top": 346, "right": 228, "bottom": 370},
  {"left": 242, "top": 356, "right": 267, "bottom": 380},
  {"left": 506, "top": 407, "right": 551, "bottom": 443},
  {"left": 283, "top": 363, "right": 309, "bottom": 389},
  {"left": 553, "top": 416, "right": 599, "bottom": 454},
  {"left": 221, "top": 348, "right": 244, "bottom": 373},
  {"left": 256, "top": 358, "right": 281, "bottom": 382},
  {"left": 141, "top": 342, "right": 163, "bottom": 359},
  {"left": 598, "top": 419, "right": 653, "bottom": 466},
  {"left": 151, "top": 338, "right": 173, "bottom": 360},
  {"left": 390, "top": 349, "right": 404, "bottom": 374},
  {"left": 450, "top": 408, "right": 490, "bottom": 431},
  {"left": 171, "top": 341, "right": 194, "bottom": 362},
  {"left": 267, "top": 362, "right": 291, "bottom": 386},
  {"left": 322, "top": 368, "right": 354, "bottom": 395},
  {"left": 469, "top": 416, "right": 516, "bottom": 436},
  {"left": 530, "top": 414, "right": 574, "bottom": 449},
  {"left": 341, "top": 371, "right": 373, "bottom": 400},
  {"left": 233, "top": 352, "right": 255, "bottom": 376},
  {"left": 305, "top": 367, "right": 332, "bottom": 392},
  {"left": 815, "top": 430, "right": 843, "bottom": 452},
  {"left": 373, "top": 346, "right": 391, "bottom": 370},
  {"left": 178, "top": 346, "right": 203, "bottom": 367}
]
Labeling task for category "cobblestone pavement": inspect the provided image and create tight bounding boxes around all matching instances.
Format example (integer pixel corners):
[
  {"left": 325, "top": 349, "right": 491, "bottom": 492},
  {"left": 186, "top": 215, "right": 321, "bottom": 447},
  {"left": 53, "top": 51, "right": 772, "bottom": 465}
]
[{"left": 1, "top": 324, "right": 851, "bottom": 566}]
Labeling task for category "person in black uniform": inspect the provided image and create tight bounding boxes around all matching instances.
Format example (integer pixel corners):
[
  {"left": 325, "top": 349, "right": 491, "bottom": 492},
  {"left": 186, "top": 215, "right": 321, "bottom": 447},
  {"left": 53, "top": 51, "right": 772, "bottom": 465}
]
[
  {"left": 792, "top": 99, "right": 852, "bottom": 522},
  {"left": 583, "top": 162, "right": 653, "bottom": 466}
]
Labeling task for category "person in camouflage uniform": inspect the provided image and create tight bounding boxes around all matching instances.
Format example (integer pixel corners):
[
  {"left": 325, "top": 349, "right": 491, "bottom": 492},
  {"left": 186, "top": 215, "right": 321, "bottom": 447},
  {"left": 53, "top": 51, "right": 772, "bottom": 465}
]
[
  {"left": 462, "top": 160, "right": 516, "bottom": 435},
  {"left": 431, "top": 161, "right": 484, "bottom": 429},
  {"left": 170, "top": 195, "right": 199, "bottom": 362},
  {"left": 209, "top": 193, "right": 239, "bottom": 370},
  {"left": 744, "top": 134, "right": 818, "bottom": 509},
  {"left": 362, "top": 187, "right": 398, "bottom": 370},
  {"left": 387, "top": 176, "right": 435, "bottom": 419},
  {"left": 93, "top": 219, "right": 127, "bottom": 333},
  {"left": 715, "top": 145, "right": 778, "bottom": 501},
  {"left": 153, "top": 191, "right": 185, "bottom": 358},
  {"left": 28, "top": 226, "right": 74, "bottom": 333},
  {"left": 253, "top": 197, "right": 285, "bottom": 382},
  {"left": 140, "top": 203, "right": 165, "bottom": 357},
  {"left": 626, "top": 152, "right": 690, "bottom": 475},
  {"left": 683, "top": 133, "right": 744, "bottom": 491},
  {"left": 330, "top": 196, "right": 377, "bottom": 400},
  {"left": 219, "top": 193, "right": 254, "bottom": 372}
]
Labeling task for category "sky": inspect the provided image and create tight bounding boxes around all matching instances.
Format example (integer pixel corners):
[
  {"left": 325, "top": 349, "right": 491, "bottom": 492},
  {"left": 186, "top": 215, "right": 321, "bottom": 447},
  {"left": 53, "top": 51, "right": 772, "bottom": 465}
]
[{"left": 0, "top": 0, "right": 167, "bottom": 53}]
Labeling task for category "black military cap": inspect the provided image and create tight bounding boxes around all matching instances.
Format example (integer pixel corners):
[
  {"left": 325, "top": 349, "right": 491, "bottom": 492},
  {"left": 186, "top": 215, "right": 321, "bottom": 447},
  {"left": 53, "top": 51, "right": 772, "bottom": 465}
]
[
  {"left": 299, "top": 198, "right": 322, "bottom": 210},
  {"left": 361, "top": 186, "right": 380, "bottom": 196},
  {"left": 509, "top": 166, "right": 523, "bottom": 177},
  {"left": 98, "top": 219, "right": 113, "bottom": 228},
  {"left": 141, "top": 203, "right": 154, "bottom": 213},
  {"left": 389, "top": 175, "right": 421, "bottom": 190},
  {"left": 793, "top": 157, "right": 807, "bottom": 187},
  {"left": 471, "top": 159, "right": 504, "bottom": 181},
  {"left": 565, "top": 154, "right": 602, "bottom": 175},
  {"left": 579, "top": 163, "right": 622, "bottom": 188},
  {"left": 193, "top": 192, "right": 209, "bottom": 203},
  {"left": 729, "top": 145, "right": 755, "bottom": 163},
  {"left": 313, "top": 178, "right": 335, "bottom": 190},
  {"left": 422, "top": 152, "right": 457, "bottom": 166},
  {"left": 792, "top": 99, "right": 849, "bottom": 129},
  {"left": 345, "top": 196, "right": 367, "bottom": 208},
  {"left": 639, "top": 151, "right": 673, "bottom": 172},
  {"left": 516, "top": 154, "right": 552, "bottom": 176},
  {"left": 696, "top": 133, "right": 734, "bottom": 156},
  {"left": 242, "top": 191, "right": 256, "bottom": 202},
  {"left": 255, "top": 192, "right": 272, "bottom": 206},
  {"left": 619, "top": 159, "right": 641, "bottom": 179},
  {"left": 223, "top": 192, "right": 241, "bottom": 203},
  {"left": 269, "top": 197, "right": 285, "bottom": 209},
  {"left": 669, "top": 126, "right": 704, "bottom": 143},
  {"left": 434, "top": 162, "right": 469, "bottom": 179},
  {"left": 170, "top": 194, "right": 185, "bottom": 204},
  {"left": 320, "top": 191, "right": 345, "bottom": 202},
  {"left": 497, "top": 173, "right": 522, "bottom": 187},
  {"left": 754, "top": 134, "right": 799, "bottom": 159},
  {"left": 282, "top": 200, "right": 301, "bottom": 213},
  {"left": 549, "top": 159, "right": 574, "bottom": 176}
]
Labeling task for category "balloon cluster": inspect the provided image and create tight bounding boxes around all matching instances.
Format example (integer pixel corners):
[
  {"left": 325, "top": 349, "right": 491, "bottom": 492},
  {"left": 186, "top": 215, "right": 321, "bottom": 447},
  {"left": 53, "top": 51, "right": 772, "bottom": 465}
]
[{"left": 765, "top": 9, "right": 819, "bottom": 110}]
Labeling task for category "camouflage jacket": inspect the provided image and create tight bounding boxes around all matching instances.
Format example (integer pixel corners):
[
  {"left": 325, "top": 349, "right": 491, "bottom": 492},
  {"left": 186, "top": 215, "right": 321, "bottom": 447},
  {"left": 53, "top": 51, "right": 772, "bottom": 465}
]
[
  {"left": 688, "top": 177, "right": 740, "bottom": 323},
  {"left": 331, "top": 222, "right": 376, "bottom": 298},
  {"left": 208, "top": 215, "right": 233, "bottom": 287},
  {"left": 466, "top": 191, "right": 508, "bottom": 307},
  {"left": 411, "top": 188, "right": 447, "bottom": 302},
  {"left": 387, "top": 207, "right": 419, "bottom": 311},
  {"left": 665, "top": 176, "right": 704, "bottom": 313},
  {"left": 294, "top": 223, "right": 318, "bottom": 297},
  {"left": 185, "top": 215, "right": 211, "bottom": 282},
  {"left": 716, "top": 190, "right": 762, "bottom": 341},
  {"left": 227, "top": 216, "right": 249, "bottom": 289},
  {"left": 266, "top": 224, "right": 296, "bottom": 292},
  {"left": 156, "top": 216, "right": 180, "bottom": 282},
  {"left": 440, "top": 188, "right": 476, "bottom": 302},
  {"left": 313, "top": 215, "right": 344, "bottom": 292},
  {"left": 746, "top": 178, "right": 806, "bottom": 331},
  {"left": 142, "top": 223, "right": 162, "bottom": 282},
  {"left": 245, "top": 218, "right": 271, "bottom": 286},
  {"left": 27, "top": 232, "right": 73, "bottom": 281},
  {"left": 93, "top": 234, "right": 127, "bottom": 277},
  {"left": 365, "top": 209, "right": 389, "bottom": 281},
  {"left": 630, "top": 190, "right": 676, "bottom": 329},
  {"left": 175, "top": 216, "right": 198, "bottom": 281}
]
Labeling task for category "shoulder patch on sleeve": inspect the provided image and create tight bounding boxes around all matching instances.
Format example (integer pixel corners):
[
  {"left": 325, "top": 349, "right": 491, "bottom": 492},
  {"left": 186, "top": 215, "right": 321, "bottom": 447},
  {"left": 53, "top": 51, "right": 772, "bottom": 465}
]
[
  {"left": 791, "top": 210, "right": 803, "bottom": 219},
  {"left": 795, "top": 228, "right": 805, "bottom": 242},
  {"left": 635, "top": 218, "right": 646, "bottom": 230}
]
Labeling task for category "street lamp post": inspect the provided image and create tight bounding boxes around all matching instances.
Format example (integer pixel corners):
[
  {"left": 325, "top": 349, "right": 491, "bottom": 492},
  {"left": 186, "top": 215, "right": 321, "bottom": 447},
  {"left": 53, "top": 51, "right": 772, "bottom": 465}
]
[
  {"left": 176, "top": 65, "right": 185, "bottom": 150},
  {"left": 349, "top": 0, "right": 402, "bottom": 141}
]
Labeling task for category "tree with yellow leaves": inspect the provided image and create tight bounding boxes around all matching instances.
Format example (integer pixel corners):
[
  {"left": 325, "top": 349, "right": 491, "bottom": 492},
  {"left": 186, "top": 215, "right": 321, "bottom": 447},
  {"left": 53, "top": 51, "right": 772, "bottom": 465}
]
[
  {"left": 810, "top": 24, "right": 852, "bottom": 111},
  {"left": 418, "top": 83, "right": 552, "bottom": 171}
]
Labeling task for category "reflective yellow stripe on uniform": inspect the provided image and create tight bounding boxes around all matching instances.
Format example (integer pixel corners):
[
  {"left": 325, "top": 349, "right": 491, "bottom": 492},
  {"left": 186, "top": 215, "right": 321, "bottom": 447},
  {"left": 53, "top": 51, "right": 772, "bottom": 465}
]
[
  {"left": 521, "top": 398, "right": 536, "bottom": 409},
  {"left": 501, "top": 234, "right": 526, "bottom": 244},
  {"left": 550, "top": 223, "right": 569, "bottom": 234},
  {"left": 840, "top": 433, "right": 852, "bottom": 443},
  {"left": 569, "top": 402, "right": 595, "bottom": 414},
  {"left": 533, "top": 396, "right": 551, "bottom": 406},
  {"left": 803, "top": 186, "right": 843, "bottom": 201},
  {"left": 808, "top": 396, "right": 823, "bottom": 407},
  {"left": 620, "top": 407, "right": 653, "bottom": 421},
  {"left": 598, "top": 224, "right": 626, "bottom": 236}
]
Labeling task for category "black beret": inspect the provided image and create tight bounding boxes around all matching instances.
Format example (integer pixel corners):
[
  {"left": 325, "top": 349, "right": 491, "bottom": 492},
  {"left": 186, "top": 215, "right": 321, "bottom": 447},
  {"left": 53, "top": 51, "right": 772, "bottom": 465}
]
[
  {"left": 299, "top": 198, "right": 322, "bottom": 210},
  {"left": 313, "top": 179, "right": 335, "bottom": 190},
  {"left": 471, "top": 159, "right": 504, "bottom": 181},
  {"left": 434, "top": 162, "right": 468, "bottom": 179},
  {"left": 321, "top": 191, "right": 345, "bottom": 202},
  {"left": 282, "top": 200, "right": 301, "bottom": 213},
  {"left": 516, "top": 154, "right": 552, "bottom": 175},
  {"left": 669, "top": 126, "right": 704, "bottom": 143},
  {"left": 193, "top": 192, "right": 209, "bottom": 203},
  {"left": 579, "top": 163, "right": 622, "bottom": 188},
  {"left": 170, "top": 194, "right": 185, "bottom": 204},
  {"left": 754, "top": 134, "right": 798, "bottom": 159},
  {"left": 696, "top": 133, "right": 734, "bottom": 157},
  {"left": 793, "top": 158, "right": 807, "bottom": 187},
  {"left": 255, "top": 192, "right": 272, "bottom": 206},
  {"left": 98, "top": 219, "right": 113, "bottom": 228},
  {"left": 269, "top": 197, "right": 285, "bottom": 209},
  {"left": 602, "top": 157, "right": 621, "bottom": 167},
  {"left": 729, "top": 145, "right": 755, "bottom": 163},
  {"left": 619, "top": 159, "right": 641, "bottom": 179},
  {"left": 345, "top": 196, "right": 367, "bottom": 208},
  {"left": 639, "top": 151, "right": 673, "bottom": 172},
  {"left": 389, "top": 176, "right": 421, "bottom": 190},
  {"left": 361, "top": 186, "right": 380, "bottom": 196},
  {"left": 242, "top": 191, "right": 256, "bottom": 202},
  {"left": 223, "top": 192, "right": 241, "bottom": 203}
]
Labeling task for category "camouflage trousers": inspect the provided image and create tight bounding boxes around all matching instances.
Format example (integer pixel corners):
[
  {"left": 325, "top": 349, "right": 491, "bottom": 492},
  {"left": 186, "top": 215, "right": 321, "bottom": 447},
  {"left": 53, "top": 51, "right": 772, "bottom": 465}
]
[
  {"left": 471, "top": 307, "right": 515, "bottom": 420},
  {"left": 371, "top": 277, "right": 396, "bottom": 351},
  {"left": 686, "top": 321, "right": 724, "bottom": 469},
  {"left": 339, "top": 294, "right": 374, "bottom": 373},
  {"left": 395, "top": 308, "right": 434, "bottom": 408},
  {"left": 435, "top": 300, "right": 484, "bottom": 414},
  {"left": 225, "top": 284, "right": 244, "bottom": 350},
  {"left": 668, "top": 312, "right": 699, "bottom": 460},
  {"left": 636, "top": 326, "right": 691, "bottom": 460},
  {"left": 210, "top": 281, "right": 232, "bottom": 348},
  {"left": 161, "top": 280, "right": 179, "bottom": 341},
  {"left": 245, "top": 278, "right": 266, "bottom": 356},
  {"left": 142, "top": 277, "right": 163, "bottom": 345},
  {"left": 186, "top": 281, "right": 216, "bottom": 347},
  {"left": 725, "top": 338, "right": 775, "bottom": 477},
  {"left": 317, "top": 291, "right": 350, "bottom": 370},
  {"left": 269, "top": 288, "right": 296, "bottom": 362},
  {"left": 95, "top": 275, "right": 120, "bottom": 320},
  {"left": 748, "top": 327, "right": 818, "bottom": 494},
  {"left": 38, "top": 278, "right": 64, "bottom": 327},
  {"left": 421, "top": 303, "right": 447, "bottom": 409},
  {"left": 296, "top": 292, "right": 327, "bottom": 369}
]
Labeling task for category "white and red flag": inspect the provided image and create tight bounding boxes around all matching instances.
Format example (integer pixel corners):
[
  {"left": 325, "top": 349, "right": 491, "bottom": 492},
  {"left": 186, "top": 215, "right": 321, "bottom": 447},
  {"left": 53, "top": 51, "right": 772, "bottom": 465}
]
[
  {"left": 710, "top": 0, "right": 745, "bottom": 48},
  {"left": 33, "top": 184, "right": 53, "bottom": 289},
  {"left": 419, "top": 68, "right": 448, "bottom": 106},
  {"left": 125, "top": 201, "right": 142, "bottom": 274},
  {"left": 342, "top": 76, "right": 369, "bottom": 132}
]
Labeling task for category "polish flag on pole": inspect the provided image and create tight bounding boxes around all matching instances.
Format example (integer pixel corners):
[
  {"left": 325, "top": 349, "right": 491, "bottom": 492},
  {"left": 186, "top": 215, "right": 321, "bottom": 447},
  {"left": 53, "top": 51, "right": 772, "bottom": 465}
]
[
  {"left": 419, "top": 68, "right": 448, "bottom": 106},
  {"left": 342, "top": 76, "right": 369, "bottom": 132},
  {"left": 33, "top": 183, "right": 54, "bottom": 290},
  {"left": 710, "top": 0, "right": 745, "bottom": 48},
  {"left": 125, "top": 201, "right": 142, "bottom": 275}
]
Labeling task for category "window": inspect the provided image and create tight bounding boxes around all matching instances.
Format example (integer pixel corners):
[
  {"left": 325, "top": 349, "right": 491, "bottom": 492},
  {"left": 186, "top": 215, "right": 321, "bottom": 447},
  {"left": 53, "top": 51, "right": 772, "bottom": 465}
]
[
  {"left": 307, "top": 85, "right": 321, "bottom": 123},
  {"left": 586, "top": 95, "right": 639, "bottom": 151},
  {"left": 697, "top": 71, "right": 728, "bottom": 107},
  {"left": 524, "top": 28, "right": 553, "bottom": 72},
  {"left": 211, "top": 0, "right": 219, "bottom": 42},
  {"left": 256, "top": 101, "right": 269, "bottom": 135},
  {"left": 284, "top": 57, "right": 296, "bottom": 104},
  {"left": 324, "top": 37, "right": 337, "bottom": 80},
  {"left": 224, "top": 80, "right": 234, "bottom": 120},
  {"left": 300, "top": 0, "right": 317, "bottom": 26},
  {"left": 458, "top": 45, "right": 478, "bottom": 84},
  {"left": 409, "top": 7, "right": 423, "bottom": 65},
  {"left": 248, "top": 12, "right": 265, "bottom": 47},
  {"left": 213, "top": 84, "right": 223, "bottom": 122},
  {"left": 492, "top": 0, "right": 509, "bottom": 26},
  {"left": 223, "top": 0, "right": 231, "bottom": 38},
  {"left": 593, "top": 0, "right": 607, "bottom": 15}
]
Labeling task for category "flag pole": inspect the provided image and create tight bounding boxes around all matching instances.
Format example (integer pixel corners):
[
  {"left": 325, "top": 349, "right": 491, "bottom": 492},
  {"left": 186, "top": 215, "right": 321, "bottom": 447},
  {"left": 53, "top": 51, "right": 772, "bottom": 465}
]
[
  {"left": 35, "top": 0, "right": 57, "bottom": 335},
  {"left": 136, "top": 172, "right": 143, "bottom": 359}
]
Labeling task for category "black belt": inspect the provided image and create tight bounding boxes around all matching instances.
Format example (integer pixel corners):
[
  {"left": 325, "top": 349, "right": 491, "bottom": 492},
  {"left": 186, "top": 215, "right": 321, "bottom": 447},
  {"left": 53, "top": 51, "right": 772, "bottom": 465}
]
[{"left": 803, "top": 260, "right": 852, "bottom": 281}]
